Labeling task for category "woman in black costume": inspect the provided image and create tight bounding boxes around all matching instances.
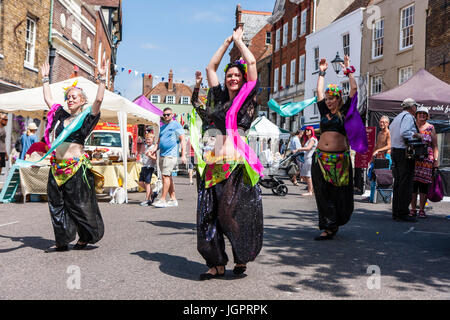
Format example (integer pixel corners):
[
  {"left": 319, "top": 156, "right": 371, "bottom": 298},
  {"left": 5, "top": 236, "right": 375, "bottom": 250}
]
[
  {"left": 311, "top": 55, "right": 357, "bottom": 240},
  {"left": 41, "top": 60, "right": 107, "bottom": 252},
  {"left": 193, "top": 27, "right": 263, "bottom": 279}
]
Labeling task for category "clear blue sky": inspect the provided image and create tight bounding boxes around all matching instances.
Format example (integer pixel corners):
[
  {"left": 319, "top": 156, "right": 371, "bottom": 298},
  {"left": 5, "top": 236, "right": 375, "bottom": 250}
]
[{"left": 114, "top": 0, "right": 275, "bottom": 100}]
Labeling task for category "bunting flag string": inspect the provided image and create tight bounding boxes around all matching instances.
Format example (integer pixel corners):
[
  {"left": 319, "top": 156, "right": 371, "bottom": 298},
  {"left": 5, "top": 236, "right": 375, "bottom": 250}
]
[{"left": 113, "top": 64, "right": 281, "bottom": 91}]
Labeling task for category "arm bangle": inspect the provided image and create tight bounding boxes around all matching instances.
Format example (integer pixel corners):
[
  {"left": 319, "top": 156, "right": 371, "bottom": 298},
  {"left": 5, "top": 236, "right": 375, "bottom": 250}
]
[
  {"left": 318, "top": 70, "right": 326, "bottom": 77},
  {"left": 42, "top": 77, "right": 50, "bottom": 83}
]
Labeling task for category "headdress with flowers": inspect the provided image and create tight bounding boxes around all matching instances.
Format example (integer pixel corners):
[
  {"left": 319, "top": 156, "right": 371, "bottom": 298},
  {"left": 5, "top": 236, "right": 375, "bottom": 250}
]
[
  {"left": 325, "top": 84, "right": 342, "bottom": 97},
  {"left": 224, "top": 58, "right": 248, "bottom": 78}
]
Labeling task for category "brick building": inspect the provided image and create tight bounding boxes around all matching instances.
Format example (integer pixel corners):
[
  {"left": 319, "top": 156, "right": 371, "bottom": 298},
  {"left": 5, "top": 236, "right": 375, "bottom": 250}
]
[
  {"left": 85, "top": 0, "right": 122, "bottom": 90},
  {"left": 229, "top": 5, "right": 273, "bottom": 116},
  {"left": 49, "top": 0, "right": 122, "bottom": 89},
  {"left": 143, "top": 70, "right": 193, "bottom": 116},
  {"left": 268, "top": 0, "right": 354, "bottom": 131},
  {"left": 425, "top": 0, "right": 450, "bottom": 84},
  {"left": 0, "top": 0, "right": 51, "bottom": 93}
]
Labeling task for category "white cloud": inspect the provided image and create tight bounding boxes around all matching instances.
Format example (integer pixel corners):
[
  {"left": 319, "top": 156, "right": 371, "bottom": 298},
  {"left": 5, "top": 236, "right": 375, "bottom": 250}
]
[{"left": 140, "top": 43, "right": 160, "bottom": 50}]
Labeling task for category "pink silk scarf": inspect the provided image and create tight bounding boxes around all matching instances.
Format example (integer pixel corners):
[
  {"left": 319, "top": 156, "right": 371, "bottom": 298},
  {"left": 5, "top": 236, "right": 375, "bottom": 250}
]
[
  {"left": 225, "top": 80, "right": 264, "bottom": 177},
  {"left": 44, "top": 103, "right": 62, "bottom": 147}
]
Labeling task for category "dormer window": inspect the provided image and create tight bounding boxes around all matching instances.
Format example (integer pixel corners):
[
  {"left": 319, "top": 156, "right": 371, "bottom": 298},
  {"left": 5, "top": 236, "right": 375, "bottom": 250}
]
[
  {"left": 181, "top": 96, "right": 190, "bottom": 104},
  {"left": 166, "top": 95, "right": 175, "bottom": 104},
  {"left": 151, "top": 95, "right": 160, "bottom": 103}
]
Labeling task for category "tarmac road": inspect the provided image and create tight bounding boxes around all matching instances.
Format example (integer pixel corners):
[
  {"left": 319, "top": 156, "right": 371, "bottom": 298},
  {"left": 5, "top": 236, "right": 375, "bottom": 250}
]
[{"left": 0, "top": 175, "right": 449, "bottom": 300}]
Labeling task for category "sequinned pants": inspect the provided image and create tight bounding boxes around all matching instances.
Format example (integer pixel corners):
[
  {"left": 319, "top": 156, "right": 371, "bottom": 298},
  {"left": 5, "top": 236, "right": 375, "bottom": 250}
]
[
  {"left": 311, "top": 156, "right": 354, "bottom": 230},
  {"left": 197, "top": 166, "right": 263, "bottom": 268},
  {"left": 47, "top": 166, "right": 104, "bottom": 247}
]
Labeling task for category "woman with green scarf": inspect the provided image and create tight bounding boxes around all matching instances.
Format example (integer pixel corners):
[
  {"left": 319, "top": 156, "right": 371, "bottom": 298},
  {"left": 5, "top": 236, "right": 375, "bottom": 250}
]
[{"left": 41, "top": 59, "right": 107, "bottom": 252}]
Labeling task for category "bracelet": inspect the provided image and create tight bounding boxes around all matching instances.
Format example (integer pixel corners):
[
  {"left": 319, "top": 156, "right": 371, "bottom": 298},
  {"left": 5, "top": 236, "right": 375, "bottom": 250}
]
[
  {"left": 343, "top": 66, "right": 356, "bottom": 76},
  {"left": 42, "top": 77, "right": 50, "bottom": 83},
  {"left": 318, "top": 70, "right": 326, "bottom": 77}
]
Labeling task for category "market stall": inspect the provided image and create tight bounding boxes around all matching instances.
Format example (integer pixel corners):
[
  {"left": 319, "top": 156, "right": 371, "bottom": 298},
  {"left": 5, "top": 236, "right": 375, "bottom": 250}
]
[
  {"left": 0, "top": 77, "right": 160, "bottom": 203},
  {"left": 248, "top": 115, "right": 291, "bottom": 157}
]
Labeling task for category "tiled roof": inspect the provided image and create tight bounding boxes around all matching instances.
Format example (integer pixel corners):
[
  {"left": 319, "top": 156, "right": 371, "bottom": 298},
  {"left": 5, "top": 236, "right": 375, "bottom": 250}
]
[{"left": 334, "top": 0, "right": 373, "bottom": 21}]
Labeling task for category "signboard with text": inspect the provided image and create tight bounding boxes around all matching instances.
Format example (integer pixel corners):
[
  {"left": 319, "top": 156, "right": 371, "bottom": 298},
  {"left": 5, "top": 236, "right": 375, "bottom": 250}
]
[{"left": 355, "top": 126, "right": 376, "bottom": 168}]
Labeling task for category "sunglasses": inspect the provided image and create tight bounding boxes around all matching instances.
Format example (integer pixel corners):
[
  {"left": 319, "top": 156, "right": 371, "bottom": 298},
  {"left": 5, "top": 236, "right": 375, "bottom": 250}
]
[{"left": 163, "top": 113, "right": 172, "bottom": 117}]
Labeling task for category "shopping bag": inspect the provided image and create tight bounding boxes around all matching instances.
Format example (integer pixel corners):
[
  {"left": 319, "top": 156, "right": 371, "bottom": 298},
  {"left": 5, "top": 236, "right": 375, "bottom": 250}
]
[{"left": 427, "top": 169, "right": 444, "bottom": 202}]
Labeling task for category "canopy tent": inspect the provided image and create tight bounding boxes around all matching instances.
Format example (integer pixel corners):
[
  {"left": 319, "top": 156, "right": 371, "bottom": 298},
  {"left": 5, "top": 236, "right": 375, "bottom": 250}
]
[
  {"left": 369, "top": 69, "right": 450, "bottom": 132},
  {"left": 0, "top": 77, "right": 161, "bottom": 125},
  {"left": 0, "top": 76, "right": 161, "bottom": 204},
  {"left": 248, "top": 116, "right": 290, "bottom": 157},
  {"left": 248, "top": 116, "right": 290, "bottom": 139}
]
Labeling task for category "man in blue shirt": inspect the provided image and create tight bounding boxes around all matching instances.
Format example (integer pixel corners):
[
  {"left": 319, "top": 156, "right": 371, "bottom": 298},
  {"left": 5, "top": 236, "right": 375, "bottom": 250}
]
[
  {"left": 153, "top": 107, "right": 186, "bottom": 208},
  {"left": 20, "top": 122, "right": 38, "bottom": 160},
  {"left": 389, "top": 98, "right": 422, "bottom": 222}
]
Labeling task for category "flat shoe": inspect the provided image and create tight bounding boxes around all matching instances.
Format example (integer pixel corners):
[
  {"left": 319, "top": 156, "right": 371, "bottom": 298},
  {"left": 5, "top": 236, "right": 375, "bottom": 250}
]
[
  {"left": 45, "top": 245, "right": 69, "bottom": 253},
  {"left": 199, "top": 266, "right": 225, "bottom": 280},
  {"left": 233, "top": 265, "right": 247, "bottom": 275},
  {"left": 73, "top": 242, "right": 88, "bottom": 250}
]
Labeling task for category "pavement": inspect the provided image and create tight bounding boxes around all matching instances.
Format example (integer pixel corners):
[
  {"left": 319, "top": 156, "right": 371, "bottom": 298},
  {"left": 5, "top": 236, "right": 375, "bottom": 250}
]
[{"left": 0, "top": 175, "right": 449, "bottom": 300}]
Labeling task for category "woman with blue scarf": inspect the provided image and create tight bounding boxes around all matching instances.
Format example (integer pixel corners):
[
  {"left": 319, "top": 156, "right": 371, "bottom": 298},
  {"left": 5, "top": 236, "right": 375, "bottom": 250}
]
[{"left": 41, "top": 60, "right": 107, "bottom": 252}]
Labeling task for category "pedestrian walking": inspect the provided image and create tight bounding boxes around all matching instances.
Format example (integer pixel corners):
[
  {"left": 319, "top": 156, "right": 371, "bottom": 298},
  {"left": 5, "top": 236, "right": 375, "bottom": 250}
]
[
  {"left": 311, "top": 55, "right": 359, "bottom": 240},
  {"left": 40, "top": 59, "right": 107, "bottom": 252},
  {"left": 289, "top": 129, "right": 303, "bottom": 186},
  {"left": 196, "top": 26, "right": 263, "bottom": 280},
  {"left": 152, "top": 107, "right": 186, "bottom": 208},
  {"left": 139, "top": 132, "right": 157, "bottom": 206},
  {"left": 409, "top": 106, "right": 439, "bottom": 218},
  {"left": 389, "top": 98, "right": 422, "bottom": 222},
  {"left": 19, "top": 122, "right": 38, "bottom": 160},
  {"left": 0, "top": 113, "right": 9, "bottom": 175},
  {"left": 298, "top": 126, "right": 318, "bottom": 196}
]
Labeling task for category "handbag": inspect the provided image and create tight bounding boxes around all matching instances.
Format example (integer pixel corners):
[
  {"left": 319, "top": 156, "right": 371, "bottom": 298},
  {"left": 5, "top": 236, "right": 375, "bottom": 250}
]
[
  {"left": 427, "top": 169, "right": 444, "bottom": 202},
  {"left": 405, "top": 139, "right": 428, "bottom": 160}
]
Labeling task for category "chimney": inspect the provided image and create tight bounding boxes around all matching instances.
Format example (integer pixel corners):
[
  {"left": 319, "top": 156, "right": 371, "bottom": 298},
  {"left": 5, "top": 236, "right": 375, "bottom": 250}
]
[
  {"left": 168, "top": 69, "right": 174, "bottom": 92},
  {"left": 142, "top": 74, "right": 153, "bottom": 96}
]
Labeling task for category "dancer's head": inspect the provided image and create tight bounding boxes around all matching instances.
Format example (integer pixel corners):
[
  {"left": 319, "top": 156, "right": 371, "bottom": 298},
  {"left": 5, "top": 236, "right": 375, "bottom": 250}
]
[
  {"left": 224, "top": 59, "right": 247, "bottom": 94},
  {"left": 324, "top": 84, "right": 343, "bottom": 112},
  {"left": 64, "top": 82, "right": 88, "bottom": 113}
]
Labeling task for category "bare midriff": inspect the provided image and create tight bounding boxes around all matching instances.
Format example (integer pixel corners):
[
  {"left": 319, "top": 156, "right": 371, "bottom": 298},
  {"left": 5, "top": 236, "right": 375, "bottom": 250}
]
[
  {"left": 54, "top": 142, "right": 85, "bottom": 160},
  {"left": 212, "top": 135, "right": 245, "bottom": 159},
  {"left": 317, "top": 131, "right": 348, "bottom": 153}
]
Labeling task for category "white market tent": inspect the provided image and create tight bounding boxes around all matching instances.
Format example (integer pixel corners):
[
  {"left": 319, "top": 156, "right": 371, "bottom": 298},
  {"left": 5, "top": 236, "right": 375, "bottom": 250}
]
[
  {"left": 248, "top": 116, "right": 290, "bottom": 157},
  {"left": 0, "top": 76, "right": 161, "bottom": 203},
  {"left": 248, "top": 116, "right": 290, "bottom": 139}
]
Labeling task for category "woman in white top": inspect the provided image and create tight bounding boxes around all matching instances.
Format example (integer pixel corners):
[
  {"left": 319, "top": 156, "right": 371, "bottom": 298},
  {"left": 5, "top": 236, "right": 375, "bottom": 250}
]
[{"left": 297, "top": 126, "right": 318, "bottom": 196}]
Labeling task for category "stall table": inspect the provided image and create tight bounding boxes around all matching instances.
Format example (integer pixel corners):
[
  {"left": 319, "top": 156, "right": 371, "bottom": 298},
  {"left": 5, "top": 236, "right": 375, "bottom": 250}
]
[{"left": 18, "top": 162, "right": 142, "bottom": 202}]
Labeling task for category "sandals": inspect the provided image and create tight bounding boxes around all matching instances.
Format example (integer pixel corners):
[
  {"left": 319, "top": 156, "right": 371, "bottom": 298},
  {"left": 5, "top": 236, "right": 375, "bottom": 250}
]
[
  {"left": 409, "top": 209, "right": 417, "bottom": 217},
  {"left": 233, "top": 265, "right": 247, "bottom": 275},
  {"left": 199, "top": 266, "right": 226, "bottom": 280},
  {"left": 314, "top": 228, "right": 338, "bottom": 241},
  {"left": 73, "top": 242, "right": 88, "bottom": 250},
  {"left": 418, "top": 210, "right": 427, "bottom": 219}
]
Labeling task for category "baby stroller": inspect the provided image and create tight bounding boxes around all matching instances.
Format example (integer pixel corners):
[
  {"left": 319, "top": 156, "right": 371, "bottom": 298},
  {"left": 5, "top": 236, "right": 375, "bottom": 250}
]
[
  {"left": 258, "top": 151, "right": 304, "bottom": 196},
  {"left": 368, "top": 157, "right": 393, "bottom": 203}
]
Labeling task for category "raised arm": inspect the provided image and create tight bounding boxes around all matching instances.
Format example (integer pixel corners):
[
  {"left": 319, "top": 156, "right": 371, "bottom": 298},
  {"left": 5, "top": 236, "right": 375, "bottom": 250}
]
[
  {"left": 232, "top": 26, "right": 257, "bottom": 82},
  {"left": 317, "top": 59, "right": 328, "bottom": 101},
  {"left": 92, "top": 58, "right": 107, "bottom": 116},
  {"left": 40, "top": 62, "right": 55, "bottom": 108},
  {"left": 341, "top": 55, "right": 357, "bottom": 98},
  {"left": 206, "top": 35, "right": 233, "bottom": 88}
]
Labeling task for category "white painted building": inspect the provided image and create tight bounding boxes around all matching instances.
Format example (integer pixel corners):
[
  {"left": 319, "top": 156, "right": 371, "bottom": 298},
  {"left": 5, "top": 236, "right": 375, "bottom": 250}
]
[{"left": 304, "top": 8, "right": 364, "bottom": 127}]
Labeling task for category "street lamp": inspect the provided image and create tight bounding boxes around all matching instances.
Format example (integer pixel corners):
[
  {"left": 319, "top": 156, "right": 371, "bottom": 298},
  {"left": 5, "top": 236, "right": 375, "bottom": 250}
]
[{"left": 331, "top": 52, "right": 345, "bottom": 74}]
